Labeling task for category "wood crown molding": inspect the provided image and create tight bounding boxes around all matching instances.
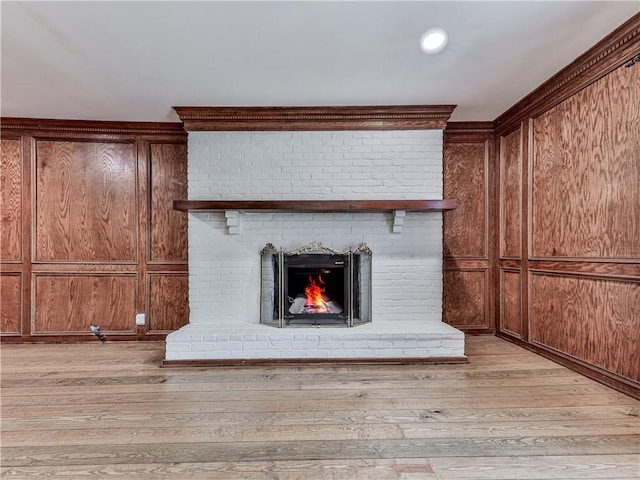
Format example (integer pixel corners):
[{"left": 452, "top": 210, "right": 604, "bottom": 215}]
[
  {"left": 444, "top": 121, "right": 495, "bottom": 143},
  {"left": 173, "top": 105, "right": 456, "bottom": 131},
  {"left": 1, "top": 117, "right": 187, "bottom": 136},
  {"left": 494, "top": 13, "right": 640, "bottom": 135}
]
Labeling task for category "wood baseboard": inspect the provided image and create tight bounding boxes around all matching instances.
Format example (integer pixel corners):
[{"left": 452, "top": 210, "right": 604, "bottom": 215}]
[
  {"left": 0, "top": 334, "right": 167, "bottom": 343},
  {"left": 162, "top": 356, "right": 469, "bottom": 368}
]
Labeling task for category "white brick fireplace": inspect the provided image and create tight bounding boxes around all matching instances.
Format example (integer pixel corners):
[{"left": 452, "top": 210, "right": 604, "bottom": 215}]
[{"left": 165, "top": 114, "right": 465, "bottom": 363}]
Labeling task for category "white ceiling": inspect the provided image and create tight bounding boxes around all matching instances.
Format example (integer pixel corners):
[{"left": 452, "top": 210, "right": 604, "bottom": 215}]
[{"left": 1, "top": 1, "right": 638, "bottom": 123}]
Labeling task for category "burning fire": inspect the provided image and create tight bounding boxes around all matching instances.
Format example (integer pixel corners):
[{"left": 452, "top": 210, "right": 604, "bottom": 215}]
[{"left": 305, "top": 275, "right": 328, "bottom": 312}]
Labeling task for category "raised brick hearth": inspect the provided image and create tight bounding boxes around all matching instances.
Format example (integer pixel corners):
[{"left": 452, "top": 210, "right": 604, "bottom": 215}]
[{"left": 165, "top": 321, "right": 463, "bottom": 361}]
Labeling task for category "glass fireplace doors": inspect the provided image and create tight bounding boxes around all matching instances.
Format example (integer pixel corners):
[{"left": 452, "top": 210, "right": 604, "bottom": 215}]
[{"left": 261, "top": 242, "right": 372, "bottom": 328}]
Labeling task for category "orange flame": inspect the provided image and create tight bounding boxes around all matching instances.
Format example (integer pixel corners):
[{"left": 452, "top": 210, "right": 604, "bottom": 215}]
[{"left": 305, "top": 275, "right": 328, "bottom": 312}]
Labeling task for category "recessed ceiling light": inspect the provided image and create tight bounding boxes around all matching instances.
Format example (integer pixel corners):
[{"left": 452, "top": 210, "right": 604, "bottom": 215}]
[{"left": 420, "top": 28, "right": 448, "bottom": 54}]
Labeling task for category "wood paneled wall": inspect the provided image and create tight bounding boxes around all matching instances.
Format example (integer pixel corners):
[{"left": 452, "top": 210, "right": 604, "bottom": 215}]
[
  {"left": 0, "top": 120, "right": 189, "bottom": 341},
  {"left": 494, "top": 14, "right": 640, "bottom": 397},
  {"left": 443, "top": 123, "right": 495, "bottom": 333}
]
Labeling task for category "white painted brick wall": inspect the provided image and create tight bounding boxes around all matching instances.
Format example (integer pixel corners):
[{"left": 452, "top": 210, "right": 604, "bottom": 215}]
[
  {"left": 186, "top": 130, "right": 444, "bottom": 328},
  {"left": 188, "top": 130, "right": 443, "bottom": 200}
]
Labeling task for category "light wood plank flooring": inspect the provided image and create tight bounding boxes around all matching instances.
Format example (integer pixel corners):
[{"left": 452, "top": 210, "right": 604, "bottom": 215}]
[{"left": 1, "top": 336, "right": 638, "bottom": 479}]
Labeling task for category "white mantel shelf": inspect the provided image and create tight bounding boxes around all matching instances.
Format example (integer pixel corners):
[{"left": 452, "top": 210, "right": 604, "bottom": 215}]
[{"left": 173, "top": 199, "right": 457, "bottom": 213}]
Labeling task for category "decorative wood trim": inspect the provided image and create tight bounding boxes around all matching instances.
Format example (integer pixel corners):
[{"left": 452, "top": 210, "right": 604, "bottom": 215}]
[
  {"left": 494, "top": 13, "right": 640, "bottom": 135},
  {"left": 491, "top": 133, "right": 501, "bottom": 338},
  {"left": 136, "top": 139, "right": 148, "bottom": 337},
  {"left": 529, "top": 260, "right": 640, "bottom": 280},
  {"left": 444, "top": 121, "right": 495, "bottom": 143},
  {"left": 530, "top": 256, "right": 640, "bottom": 264},
  {"left": 174, "top": 199, "right": 457, "bottom": 213},
  {"left": 443, "top": 259, "right": 489, "bottom": 269},
  {"left": 30, "top": 264, "right": 138, "bottom": 273},
  {"left": 1, "top": 117, "right": 187, "bottom": 136},
  {"left": 483, "top": 140, "right": 491, "bottom": 261},
  {"left": 173, "top": 105, "right": 456, "bottom": 131},
  {"left": 162, "top": 356, "right": 468, "bottom": 368},
  {"left": 31, "top": 260, "right": 139, "bottom": 267},
  {"left": 528, "top": 267, "right": 640, "bottom": 284},
  {"left": 22, "top": 136, "right": 33, "bottom": 337},
  {"left": 521, "top": 120, "right": 533, "bottom": 342},
  {"left": 455, "top": 327, "right": 492, "bottom": 335},
  {"left": 499, "top": 259, "right": 522, "bottom": 269},
  {"left": 146, "top": 263, "right": 188, "bottom": 272},
  {"left": 0, "top": 264, "right": 22, "bottom": 273}
]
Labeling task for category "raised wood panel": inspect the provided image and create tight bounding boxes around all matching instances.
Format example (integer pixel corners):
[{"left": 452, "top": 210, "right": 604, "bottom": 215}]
[
  {"left": 0, "top": 274, "right": 21, "bottom": 334},
  {"left": 443, "top": 142, "right": 487, "bottom": 258},
  {"left": 500, "top": 128, "right": 521, "bottom": 258},
  {"left": 148, "top": 274, "right": 189, "bottom": 332},
  {"left": 443, "top": 270, "right": 487, "bottom": 328},
  {"left": 531, "top": 64, "right": 640, "bottom": 259},
  {"left": 33, "top": 275, "right": 136, "bottom": 334},
  {"left": 35, "top": 140, "right": 137, "bottom": 262},
  {"left": 1, "top": 138, "right": 22, "bottom": 261},
  {"left": 500, "top": 270, "right": 521, "bottom": 338},
  {"left": 530, "top": 273, "right": 640, "bottom": 381},
  {"left": 150, "top": 144, "right": 188, "bottom": 262}
]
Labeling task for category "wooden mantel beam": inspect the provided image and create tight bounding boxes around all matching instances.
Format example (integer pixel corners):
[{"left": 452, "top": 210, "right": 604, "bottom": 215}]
[{"left": 173, "top": 199, "right": 457, "bottom": 213}]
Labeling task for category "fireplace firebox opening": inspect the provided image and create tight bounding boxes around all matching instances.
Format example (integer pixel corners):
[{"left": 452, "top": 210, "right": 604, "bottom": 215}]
[{"left": 261, "top": 242, "right": 372, "bottom": 327}]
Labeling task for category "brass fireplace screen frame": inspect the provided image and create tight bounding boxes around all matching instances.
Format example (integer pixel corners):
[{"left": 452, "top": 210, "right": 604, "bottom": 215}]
[{"left": 260, "top": 242, "right": 372, "bottom": 328}]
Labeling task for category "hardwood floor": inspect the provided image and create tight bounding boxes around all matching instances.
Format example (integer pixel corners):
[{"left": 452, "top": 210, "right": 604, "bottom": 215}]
[{"left": 1, "top": 336, "right": 638, "bottom": 479}]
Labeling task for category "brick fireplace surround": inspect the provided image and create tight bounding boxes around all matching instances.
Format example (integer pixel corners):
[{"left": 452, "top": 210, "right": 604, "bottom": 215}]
[{"left": 165, "top": 109, "right": 465, "bottom": 363}]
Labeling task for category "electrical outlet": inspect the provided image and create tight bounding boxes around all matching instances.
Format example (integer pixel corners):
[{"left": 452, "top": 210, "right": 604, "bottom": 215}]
[{"left": 135, "top": 313, "right": 146, "bottom": 326}]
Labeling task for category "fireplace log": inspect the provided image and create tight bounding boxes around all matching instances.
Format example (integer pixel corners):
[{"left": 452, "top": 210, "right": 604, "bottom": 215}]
[
  {"left": 326, "top": 300, "right": 343, "bottom": 314},
  {"left": 289, "top": 297, "right": 306, "bottom": 315}
]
